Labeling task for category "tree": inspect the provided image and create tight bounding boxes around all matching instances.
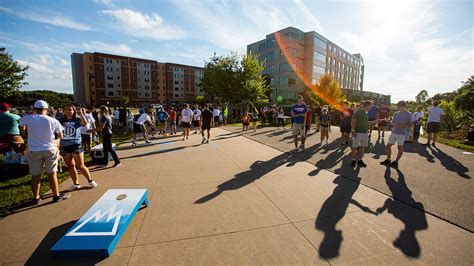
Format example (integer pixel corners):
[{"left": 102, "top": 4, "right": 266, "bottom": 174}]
[
  {"left": 415, "top": 89, "right": 429, "bottom": 103},
  {"left": 201, "top": 52, "right": 269, "bottom": 105},
  {"left": 454, "top": 75, "right": 474, "bottom": 113},
  {"left": 122, "top": 95, "right": 130, "bottom": 106},
  {"left": 311, "top": 74, "right": 346, "bottom": 108},
  {"left": 0, "top": 48, "right": 29, "bottom": 100}
]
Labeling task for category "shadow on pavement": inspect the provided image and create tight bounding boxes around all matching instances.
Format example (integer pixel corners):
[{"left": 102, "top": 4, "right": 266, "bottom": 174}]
[
  {"left": 120, "top": 144, "right": 201, "bottom": 160},
  {"left": 429, "top": 146, "right": 471, "bottom": 179},
  {"left": 376, "top": 167, "right": 428, "bottom": 257},
  {"left": 315, "top": 168, "right": 378, "bottom": 260},
  {"left": 26, "top": 220, "right": 108, "bottom": 265}
]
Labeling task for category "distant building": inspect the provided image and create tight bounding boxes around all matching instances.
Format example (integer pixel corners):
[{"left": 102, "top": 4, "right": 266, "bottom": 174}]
[
  {"left": 247, "top": 27, "right": 388, "bottom": 104},
  {"left": 71, "top": 52, "right": 204, "bottom": 106}
]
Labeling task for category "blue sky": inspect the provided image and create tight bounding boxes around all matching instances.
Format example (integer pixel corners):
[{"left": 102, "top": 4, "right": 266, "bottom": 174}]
[{"left": 0, "top": 0, "right": 472, "bottom": 101}]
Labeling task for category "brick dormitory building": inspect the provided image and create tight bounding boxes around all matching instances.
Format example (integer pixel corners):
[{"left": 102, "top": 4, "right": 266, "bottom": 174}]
[{"left": 71, "top": 52, "right": 205, "bottom": 107}]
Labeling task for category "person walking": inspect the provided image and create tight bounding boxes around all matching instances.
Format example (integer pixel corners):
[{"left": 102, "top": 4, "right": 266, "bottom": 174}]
[
  {"left": 192, "top": 105, "right": 202, "bottom": 134},
  {"left": 376, "top": 102, "right": 390, "bottom": 139},
  {"left": 223, "top": 104, "right": 228, "bottom": 126},
  {"left": 180, "top": 104, "right": 193, "bottom": 140},
  {"left": 425, "top": 101, "right": 444, "bottom": 146},
  {"left": 319, "top": 107, "right": 331, "bottom": 146},
  {"left": 132, "top": 109, "right": 153, "bottom": 146},
  {"left": 126, "top": 109, "right": 134, "bottom": 134},
  {"left": 201, "top": 104, "right": 214, "bottom": 143},
  {"left": 350, "top": 100, "right": 376, "bottom": 168},
  {"left": 19, "top": 100, "right": 69, "bottom": 204},
  {"left": 113, "top": 108, "right": 120, "bottom": 127},
  {"left": 291, "top": 95, "right": 308, "bottom": 152},
  {"left": 380, "top": 101, "right": 413, "bottom": 168},
  {"left": 60, "top": 105, "right": 97, "bottom": 191},
  {"left": 412, "top": 106, "right": 424, "bottom": 143},
  {"left": 80, "top": 106, "right": 96, "bottom": 154},
  {"left": 339, "top": 102, "right": 353, "bottom": 147},
  {"left": 314, "top": 103, "right": 322, "bottom": 133},
  {"left": 277, "top": 107, "right": 285, "bottom": 129},
  {"left": 98, "top": 105, "right": 121, "bottom": 167},
  {"left": 251, "top": 106, "right": 259, "bottom": 132}
]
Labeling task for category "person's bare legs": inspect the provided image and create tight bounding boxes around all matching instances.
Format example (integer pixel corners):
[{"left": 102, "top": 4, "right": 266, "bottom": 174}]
[
  {"left": 31, "top": 175, "right": 41, "bottom": 199},
  {"left": 64, "top": 154, "right": 79, "bottom": 185},
  {"left": 47, "top": 172, "right": 60, "bottom": 197},
  {"left": 294, "top": 135, "right": 299, "bottom": 149},
  {"left": 395, "top": 145, "right": 404, "bottom": 162},
  {"left": 433, "top": 133, "right": 438, "bottom": 144},
  {"left": 427, "top": 133, "right": 432, "bottom": 144},
  {"left": 358, "top": 146, "right": 365, "bottom": 159},
  {"left": 73, "top": 153, "right": 92, "bottom": 182},
  {"left": 351, "top": 147, "right": 357, "bottom": 160},
  {"left": 386, "top": 143, "right": 393, "bottom": 161}
]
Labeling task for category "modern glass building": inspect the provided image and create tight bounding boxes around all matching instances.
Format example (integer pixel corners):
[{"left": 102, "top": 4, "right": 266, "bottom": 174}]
[{"left": 247, "top": 27, "right": 365, "bottom": 104}]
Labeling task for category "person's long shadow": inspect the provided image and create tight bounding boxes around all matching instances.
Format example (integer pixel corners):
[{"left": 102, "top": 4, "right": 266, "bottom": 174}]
[
  {"left": 403, "top": 142, "right": 435, "bottom": 163},
  {"left": 376, "top": 167, "right": 428, "bottom": 257},
  {"left": 314, "top": 167, "right": 378, "bottom": 260},
  {"left": 429, "top": 146, "right": 471, "bottom": 179},
  {"left": 370, "top": 137, "right": 386, "bottom": 159},
  {"left": 195, "top": 143, "right": 325, "bottom": 204},
  {"left": 308, "top": 146, "right": 347, "bottom": 177}
]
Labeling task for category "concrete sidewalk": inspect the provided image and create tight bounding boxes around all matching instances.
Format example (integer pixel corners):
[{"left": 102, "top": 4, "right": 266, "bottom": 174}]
[
  {"left": 0, "top": 128, "right": 472, "bottom": 265},
  {"left": 223, "top": 125, "right": 474, "bottom": 232}
]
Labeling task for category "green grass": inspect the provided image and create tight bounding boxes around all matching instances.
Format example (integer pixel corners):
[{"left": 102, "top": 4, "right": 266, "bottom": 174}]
[
  {"left": 0, "top": 128, "right": 133, "bottom": 217},
  {"left": 429, "top": 137, "right": 474, "bottom": 153}
]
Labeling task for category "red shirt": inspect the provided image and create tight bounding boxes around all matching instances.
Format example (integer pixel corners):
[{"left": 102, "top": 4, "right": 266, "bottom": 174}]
[
  {"left": 305, "top": 110, "right": 312, "bottom": 125},
  {"left": 169, "top": 110, "right": 176, "bottom": 120},
  {"left": 242, "top": 115, "right": 250, "bottom": 123}
]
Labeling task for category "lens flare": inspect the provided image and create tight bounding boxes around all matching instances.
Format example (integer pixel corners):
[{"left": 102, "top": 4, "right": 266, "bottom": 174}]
[{"left": 274, "top": 32, "right": 347, "bottom": 114}]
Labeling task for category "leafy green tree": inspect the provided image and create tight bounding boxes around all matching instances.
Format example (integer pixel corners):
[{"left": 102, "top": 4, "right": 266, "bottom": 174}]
[
  {"left": 312, "top": 74, "right": 346, "bottom": 106},
  {"left": 454, "top": 75, "right": 474, "bottom": 113},
  {"left": 415, "top": 89, "right": 429, "bottom": 103},
  {"left": 0, "top": 48, "right": 28, "bottom": 100},
  {"left": 202, "top": 52, "right": 269, "bottom": 105}
]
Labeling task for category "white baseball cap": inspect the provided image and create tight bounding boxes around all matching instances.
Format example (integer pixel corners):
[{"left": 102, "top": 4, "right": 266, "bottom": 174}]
[{"left": 33, "top": 100, "right": 49, "bottom": 109}]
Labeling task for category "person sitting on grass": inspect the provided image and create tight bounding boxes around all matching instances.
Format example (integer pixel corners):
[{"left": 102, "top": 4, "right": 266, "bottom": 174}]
[{"left": 59, "top": 105, "right": 97, "bottom": 191}]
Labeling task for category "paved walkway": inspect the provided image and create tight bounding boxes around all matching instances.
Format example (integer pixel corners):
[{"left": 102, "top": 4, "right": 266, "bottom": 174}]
[
  {"left": 223, "top": 125, "right": 474, "bottom": 232},
  {"left": 0, "top": 128, "right": 472, "bottom": 265}
]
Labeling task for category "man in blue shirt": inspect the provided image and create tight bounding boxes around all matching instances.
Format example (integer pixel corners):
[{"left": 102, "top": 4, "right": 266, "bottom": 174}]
[{"left": 291, "top": 95, "right": 308, "bottom": 152}]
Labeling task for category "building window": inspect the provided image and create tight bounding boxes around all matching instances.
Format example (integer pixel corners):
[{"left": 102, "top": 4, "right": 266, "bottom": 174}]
[
  {"left": 174, "top": 87, "right": 179, "bottom": 91},
  {"left": 315, "top": 37, "right": 326, "bottom": 49},
  {"left": 267, "top": 38, "right": 275, "bottom": 48},
  {"left": 174, "top": 81, "right": 179, "bottom": 85},
  {"left": 259, "top": 55, "right": 265, "bottom": 63},
  {"left": 258, "top": 42, "right": 266, "bottom": 51},
  {"left": 313, "top": 51, "right": 326, "bottom": 62},
  {"left": 175, "top": 94, "right": 179, "bottom": 98},
  {"left": 264, "top": 66, "right": 274, "bottom": 74},
  {"left": 266, "top": 51, "right": 274, "bottom": 61},
  {"left": 279, "top": 63, "right": 296, "bottom": 72},
  {"left": 107, "top": 91, "right": 114, "bottom": 96},
  {"left": 284, "top": 32, "right": 299, "bottom": 41},
  {"left": 107, "top": 75, "right": 113, "bottom": 80},
  {"left": 279, "top": 76, "right": 288, "bottom": 85},
  {"left": 314, "top": 65, "right": 325, "bottom": 75},
  {"left": 107, "top": 84, "right": 113, "bottom": 88}
]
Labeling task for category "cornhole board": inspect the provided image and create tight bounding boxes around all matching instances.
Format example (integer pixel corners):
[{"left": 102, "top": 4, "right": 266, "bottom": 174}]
[{"left": 51, "top": 189, "right": 149, "bottom": 257}]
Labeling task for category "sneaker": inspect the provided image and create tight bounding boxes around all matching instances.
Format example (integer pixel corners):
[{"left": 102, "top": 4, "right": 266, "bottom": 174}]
[
  {"left": 380, "top": 159, "right": 391, "bottom": 166},
  {"left": 145, "top": 139, "right": 152, "bottom": 143},
  {"left": 113, "top": 162, "right": 122, "bottom": 168},
  {"left": 300, "top": 145, "right": 305, "bottom": 151},
  {"left": 201, "top": 137, "right": 206, "bottom": 144},
  {"left": 98, "top": 164, "right": 108, "bottom": 168},
  {"left": 340, "top": 142, "right": 345, "bottom": 147},
  {"left": 390, "top": 161, "right": 398, "bottom": 168},
  {"left": 358, "top": 160, "right": 367, "bottom": 168},
  {"left": 205, "top": 140, "right": 209, "bottom": 143},
  {"left": 53, "top": 193, "right": 70, "bottom": 203},
  {"left": 67, "top": 184, "right": 81, "bottom": 192},
  {"left": 131, "top": 141, "right": 137, "bottom": 146},
  {"left": 351, "top": 160, "right": 357, "bottom": 167},
  {"left": 89, "top": 180, "right": 98, "bottom": 188},
  {"left": 32, "top": 197, "right": 41, "bottom": 205}
]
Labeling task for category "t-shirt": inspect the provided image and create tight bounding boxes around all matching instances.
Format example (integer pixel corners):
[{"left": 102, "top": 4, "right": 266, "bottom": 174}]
[
  {"left": 156, "top": 111, "right": 169, "bottom": 122},
  {"left": 0, "top": 112, "right": 21, "bottom": 136},
  {"left": 427, "top": 107, "right": 443, "bottom": 123},
  {"left": 193, "top": 109, "right": 202, "bottom": 121},
  {"left": 319, "top": 114, "right": 331, "bottom": 127},
  {"left": 412, "top": 111, "right": 424, "bottom": 124},
  {"left": 128, "top": 113, "right": 135, "bottom": 122},
  {"left": 305, "top": 110, "right": 312, "bottom": 125},
  {"left": 341, "top": 108, "right": 353, "bottom": 125},
  {"left": 136, "top": 114, "right": 151, "bottom": 125},
  {"left": 201, "top": 109, "right": 213, "bottom": 125},
  {"left": 242, "top": 115, "right": 250, "bottom": 123},
  {"left": 378, "top": 106, "right": 390, "bottom": 119},
  {"left": 392, "top": 111, "right": 413, "bottom": 135},
  {"left": 213, "top": 108, "right": 220, "bottom": 117},
  {"left": 353, "top": 109, "right": 368, "bottom": 133},
  {"left": 291, "top": 103, "right": 308, "bottom": 124},
  {"left": 60, "top": 117, "right": 83, "bottom": 147},
  {"left": 181, "top": 109, "right": 193, "bottom": 123},
  {"left": 223, "top": 107, "right": 228, "bottom": 116},
  {"left": 80, "top": 113, "right": 95, "bottom": 135},
  {"left": 100, "top": 115, "right": 113, "bottom": 136},
  {"left": 169, "top": 110, "right": 177, "bottom": 121},
  {"left": 368, "top": 106, "right": 378, "bottom": 120},
  {"left": 278, "top": 110, "right": 284, "bottom": 118},
  {"left": 113, "top": 110, "right": 120, "bottom": 120},
  {"left": 19, "top": 114, "right": 64, "bottom": 152}
]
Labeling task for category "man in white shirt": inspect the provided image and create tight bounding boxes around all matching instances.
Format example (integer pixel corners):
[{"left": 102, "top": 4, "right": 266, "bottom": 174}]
[
  {"left": 192, "top": 105, "right": 202, "bottom": 134},
  {"left": 132, "top": 109, "right": 154, "bottom": 146},
  {"left": 180, "top": 104, "right": 194, "bottom": 140},
  {"left": 425, "top": 101, "right": 444, "bottom": 146},
  {"left": 213, "top": 107, "right": 221, "bottom": 127},
  {"left": 412, "top": 106, "right": 424, "bottom": 143},
  {"left": 19, "top": 100, "right": 70, "bottom": 204},
  {"left": 80, "top": 106, "right": 96, "bottom": 153}
]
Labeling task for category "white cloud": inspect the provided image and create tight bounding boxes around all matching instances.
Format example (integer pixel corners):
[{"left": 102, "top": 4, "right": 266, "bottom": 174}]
[
  {"left": 102, "top": 9, "right": 185, "bottom": 40},
  {"left": 81, "top": 41, "right": 133, "bottom": 55},
  {"left": 293, "top": 0, "right": 322, "bottom": 33},
  {"left": 94, "top": 0, "right": 113, "bottom": 5},
  {"left": 38, "top": 54, "right": 53, "bottom": 65},
  {"left": 60, "top": 59, "right": 68, "bottom": 66},
  {"left": 0, "top": 6, "right": 93, "bottom": 31}
]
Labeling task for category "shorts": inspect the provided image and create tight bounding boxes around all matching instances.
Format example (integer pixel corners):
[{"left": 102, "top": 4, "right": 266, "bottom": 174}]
[
  {"left": 0, "top": 134, "right": 26, "bottom": 153},
  {"left": 388, "top": 133, "right": 406, "bottom": 146},
  {"left": 252, "top": 117, "right": 258, "bottom": 122},
  {"left": 61, "top": 143, "right": 84, "bottom": 155},
  {"left": 133, "top": 123, "right": 144, "bottom": 133},
  {"left": 202, "top": 124, "right": 211, "bottom": 130},
  {"left": 193, "top": 120, "right": 200, "bottom": 127},
  {"left": 320, "top": 124, "right": 330, "bottom": 128},
  {"left": 292, "top": 123, "right": 306, "bottom": 138},
  {"left": 378, "top": 120, "right": 388, "bottom": 127},
  {"left": 340, "top": 123, "right": 351, "bottom": 133},
  {"left": 352, "top": 133, "right": 369, "bottom": 148},
  {"left": 158, "top": 121, "right": 167, "bottom": 130},
  {"left": 243, "top": 122, "right": 250, "bottom": 126},
  {"left": 182, "top": 122, "right": 191, "bottom": 128},
  {"left": 81, "top": 134, "right": 91, "bottom": 145},
  {"left": 28, "top": 150, "right": 59, "bottom": 175},
  {"left": 214, "top": 117, "right": 219, "bottom": 123},
  {"left": 427, "top": 122, "right": 441, "bottom": 133}
]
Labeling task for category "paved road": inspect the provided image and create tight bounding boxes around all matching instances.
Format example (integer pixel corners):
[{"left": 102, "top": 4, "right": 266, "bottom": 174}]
[
  {"left": 223, "top": 125, "right": 474, "bottom": 232},
  {"left": 0, "top": 128, "right": 472, "bottom": 265}
]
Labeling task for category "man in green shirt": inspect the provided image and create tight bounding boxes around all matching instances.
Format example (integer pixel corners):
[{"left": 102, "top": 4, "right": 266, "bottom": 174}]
[
  {"left": 351, "top": 100, "right": 377, "bottom": 167},
  {"left": 0, "top": 103, "right": 26, "bottom": 153}
]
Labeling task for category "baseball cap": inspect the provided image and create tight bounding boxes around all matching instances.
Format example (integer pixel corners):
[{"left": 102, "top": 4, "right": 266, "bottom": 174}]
[
  {"left": 33, "top": 100, "right": 49, "bottom": 109},
  {"left": 0, "top": 102, "right": 10, "bottom": 111}
]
